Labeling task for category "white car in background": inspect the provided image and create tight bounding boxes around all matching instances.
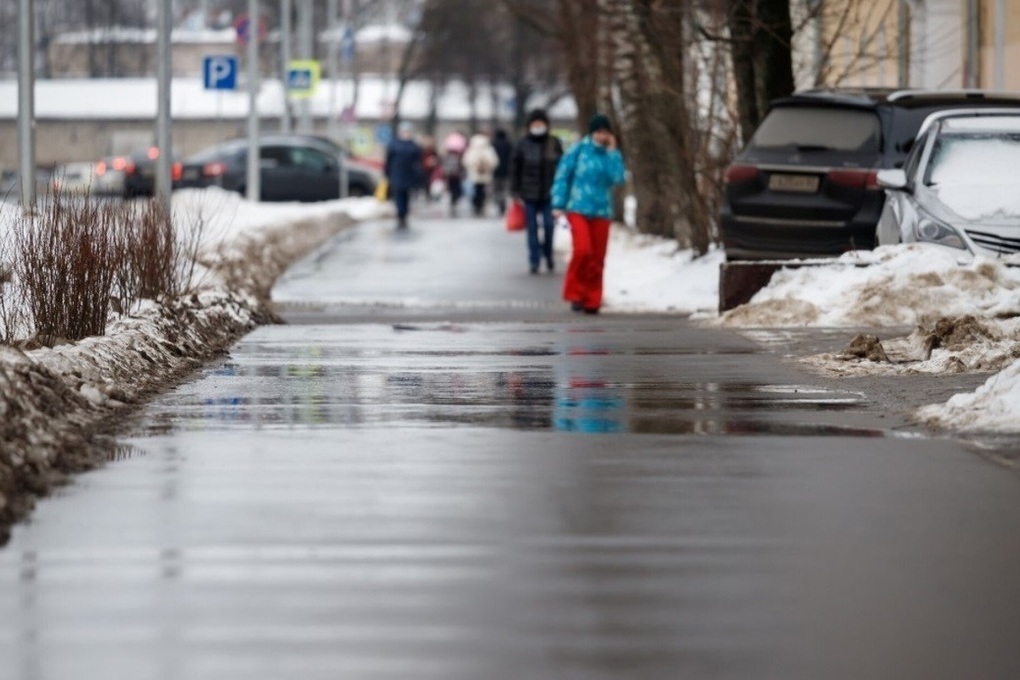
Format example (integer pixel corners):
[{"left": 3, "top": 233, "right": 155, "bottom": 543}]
[
  {"left": 50, "top": 161, "right": 126, "bottom": 197},
  {"left": 50, "top": 162, "right": 98, "bottom": 195},
  {"left": 876, "top": 109, "right": 1020, "bottom": 258}
]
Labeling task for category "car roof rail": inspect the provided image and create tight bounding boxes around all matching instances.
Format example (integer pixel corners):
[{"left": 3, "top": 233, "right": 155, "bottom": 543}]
[
  {"left": 887, "top": 89, "right": 1020, "bottom": 104},
  {"left": 916, "top": 107, "right": 1020, "bottom": 136}
]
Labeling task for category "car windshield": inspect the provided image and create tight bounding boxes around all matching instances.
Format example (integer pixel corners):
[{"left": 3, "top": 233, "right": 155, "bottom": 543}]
[
  {"left": 926, "top": 133, "right": 1020, "bottom": 185},
  {"left": 750, "top": 106, "right": 881, "bottom": 154},
  {"left": 927, "top": 132, "right": 1020, "bottom": 221}
]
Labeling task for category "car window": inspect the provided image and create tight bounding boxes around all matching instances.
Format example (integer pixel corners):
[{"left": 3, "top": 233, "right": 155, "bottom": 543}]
[
  {"left": 750, "top": 107, "right": 880, "bottom": 153},
  {"left": 187, "top": 142, "right": 243, "bottom": 163},
  {"left": 925, "top": 133, "right": 1020, "bottom": 186},
  {"left": 290, "top": 146, "right": 336, "bottom": 172},
  {"left": 902, "top": 131, "right": 927, "bottom": 179},
  {"left": 260, "top": 146, "right": 293, "bottom": 168}
]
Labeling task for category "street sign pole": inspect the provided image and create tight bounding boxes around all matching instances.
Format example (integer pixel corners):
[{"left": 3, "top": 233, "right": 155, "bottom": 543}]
[
  {"left": 17, "top": 0, "right": 35, "bottom": 210},
  {"left": 298, "top": 0, "right": 313, "bottom": 133},
  {"left": 156, "top": 0, "right": 173, "bottom": 212},
  {"left": 280, "top": 0, "right": 291, "bottom": 133},
  {"left": 327, "top": 0, "right": 338, "bottom": 142},
  {"left": 247, "top": 0, "right": 260, "bottom": 202}
]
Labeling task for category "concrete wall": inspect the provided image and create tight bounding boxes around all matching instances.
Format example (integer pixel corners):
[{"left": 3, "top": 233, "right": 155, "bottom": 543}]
[{"left": 0, "top": 116, "right": 571, "bottom": 170}]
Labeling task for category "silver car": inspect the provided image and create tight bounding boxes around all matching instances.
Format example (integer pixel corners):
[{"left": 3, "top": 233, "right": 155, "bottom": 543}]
[{"left": 876, "top": 109, "right": 1020, "bottom": 258}]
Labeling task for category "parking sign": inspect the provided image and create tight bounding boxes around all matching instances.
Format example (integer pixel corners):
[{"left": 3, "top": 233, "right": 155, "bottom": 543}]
[{"left": 203, "top": 56, "right": 238, "bottom": 90}]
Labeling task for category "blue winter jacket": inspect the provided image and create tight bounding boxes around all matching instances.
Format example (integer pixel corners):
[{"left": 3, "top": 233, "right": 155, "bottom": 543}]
[
  {"left": 385, "top": 138, "right": 424, "bottom": 190},
  {"left": 550, "top": 136, "right": 626, "bottom": 218}
]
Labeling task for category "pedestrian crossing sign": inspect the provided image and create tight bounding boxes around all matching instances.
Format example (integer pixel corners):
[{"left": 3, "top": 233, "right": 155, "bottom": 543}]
[{"left": 287, "top": 60, "right": 321, "bottom": 99}]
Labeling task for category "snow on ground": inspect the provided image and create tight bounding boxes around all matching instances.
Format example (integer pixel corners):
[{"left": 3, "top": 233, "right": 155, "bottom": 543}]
[
  {"left": 917, "top": 359, "right": 1020, "bottom": 433},
  {"left": 601, "top": 227, "right": 725, "bottom": 315}
]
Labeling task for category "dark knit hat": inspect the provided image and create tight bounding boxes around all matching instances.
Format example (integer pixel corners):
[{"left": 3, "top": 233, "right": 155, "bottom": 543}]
[
  {"left": 588, "top": 113, "right": 612, "bottom": 133},
  {"left": 527, "top": 108, "right": 550, "bottom": 125}
]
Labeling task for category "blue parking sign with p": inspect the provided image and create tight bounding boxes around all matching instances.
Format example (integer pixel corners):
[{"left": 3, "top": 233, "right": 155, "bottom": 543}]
[{"left": 203, "top": 56, "right": 238, "bottom": 90}]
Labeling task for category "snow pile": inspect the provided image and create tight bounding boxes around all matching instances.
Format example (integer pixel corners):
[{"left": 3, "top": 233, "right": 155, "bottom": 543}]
[
  {"left": 720, "top": 245, "right": 1020, "bottom": 327},
  {"left": 0, "top": 191, "right": 386, "bottom": 543},
  {"left": 711, "top": 242, "right": 1020, "bottom": 434},
  {"left": 918, "top": 357, "right": 1020, "bottom": 433},
  {"left": 803, "top": 316, "right": 1020, "bottom": 377}
]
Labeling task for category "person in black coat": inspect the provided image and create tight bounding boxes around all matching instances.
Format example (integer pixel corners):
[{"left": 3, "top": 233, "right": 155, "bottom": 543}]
[
  {"left": 511, "top": 109, "right": 564, "bottom": 274},
  {"left": 385, "top": 121, "right": 423, "bottom": 229},
  {"left": 491, "top": 129, "right": 514, "bottom": 215}
]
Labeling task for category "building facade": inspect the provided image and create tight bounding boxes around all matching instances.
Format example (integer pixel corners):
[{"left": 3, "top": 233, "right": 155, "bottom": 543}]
[{"left": 795, "top": 0, "right": 1020, "bottom": 92}]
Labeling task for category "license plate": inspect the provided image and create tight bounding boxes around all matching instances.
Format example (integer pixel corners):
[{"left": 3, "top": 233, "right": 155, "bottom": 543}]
[
  {"left": 183, "top": 169, "right": 200, "bottom": 181},
  {"left": 768, "top": 173, "right": 819, "bottom": 193}
]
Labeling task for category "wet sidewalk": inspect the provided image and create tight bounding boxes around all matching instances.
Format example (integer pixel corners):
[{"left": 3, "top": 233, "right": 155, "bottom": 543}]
[{"left": 3, "top": 216, "right": 1020, "bottom": 680}]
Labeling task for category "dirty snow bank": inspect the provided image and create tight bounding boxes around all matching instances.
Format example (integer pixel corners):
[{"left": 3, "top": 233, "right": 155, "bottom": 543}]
[
  {"left": 719, "top": 245, "right": 1020, "bottom": 328},
  {"left": 0, "top": 192, "right": 385, "bottom": 543},
  {"left": 713, "top": 243, "right": 1020, "bottom": 435}
]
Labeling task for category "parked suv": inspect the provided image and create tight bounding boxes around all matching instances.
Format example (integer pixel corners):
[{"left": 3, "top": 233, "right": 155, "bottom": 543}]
[{"left": 719, "top": 89, "right": 1020, "bottom": 260}]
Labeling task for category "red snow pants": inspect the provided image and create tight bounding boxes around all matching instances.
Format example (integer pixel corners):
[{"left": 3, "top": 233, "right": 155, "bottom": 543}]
[{"left": 562, "top": 212, "right": 611, "bottom": 312}]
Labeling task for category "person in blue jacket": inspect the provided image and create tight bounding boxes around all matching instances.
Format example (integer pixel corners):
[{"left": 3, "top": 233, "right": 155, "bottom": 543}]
[
  {"left": 551, "top": 114, "right": 626, "bottom": 314},
  {"left": 385, "top": 121, "right": 423, "bottom": 229}
]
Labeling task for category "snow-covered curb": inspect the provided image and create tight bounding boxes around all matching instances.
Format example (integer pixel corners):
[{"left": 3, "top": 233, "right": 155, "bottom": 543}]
[{"left": 0, "top": 194, "right": 386, "bottom": 543}]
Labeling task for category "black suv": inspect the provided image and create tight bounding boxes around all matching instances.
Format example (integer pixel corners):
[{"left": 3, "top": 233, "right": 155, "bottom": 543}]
[{"left": 719, "top": 89, "right": 1020, "bottom": 260}]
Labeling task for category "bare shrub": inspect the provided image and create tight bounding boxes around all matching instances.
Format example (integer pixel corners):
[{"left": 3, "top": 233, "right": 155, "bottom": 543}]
[
  {"left": 8, "top": 191, "right": 206, "bottom": 345},
  {"left": 15, "top": 193, "right": 121, "bottom": 341}
]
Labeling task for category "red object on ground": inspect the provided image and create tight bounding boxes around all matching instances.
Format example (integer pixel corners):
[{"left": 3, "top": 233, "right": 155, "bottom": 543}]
[
  {"left": 562, "top": 212, "right": 611, "bottom": 312},
  {"left": 506, "top": 200, "right": 525, "bottom": 232}
]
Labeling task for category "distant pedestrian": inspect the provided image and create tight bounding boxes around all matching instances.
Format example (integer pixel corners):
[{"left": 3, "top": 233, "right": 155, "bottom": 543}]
[
  {"left": 511, "top": 109, "right": 563, "bottom": 274},
  {"left": 462, "top": 132, "right": 500, "bottom": 217},
  {"left": 420, "top": 135, "right": 439, "bottom": 201},
  {"left": 491, "top": 129, "right": 514, "bottom": 215},
  {"left": 551, "top": 113, "right": 626, "bottom": 314},
  {"left": 385, "top": 121, "right": 423, "bottom": 229},
  {"left": 442, "top": 131, "right": 468, "bottom": 216}
]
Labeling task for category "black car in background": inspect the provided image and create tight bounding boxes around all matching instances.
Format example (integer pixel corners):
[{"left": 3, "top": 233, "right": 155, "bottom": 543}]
[
  {"left": 176, "top": 135, "right": 378, "bottom": 201},
  {"left": 96, "top": 147, "right": 182, "bottom": 198},
  {"left": 719, "top": 89, "right": 1020, "bottom": 260}
]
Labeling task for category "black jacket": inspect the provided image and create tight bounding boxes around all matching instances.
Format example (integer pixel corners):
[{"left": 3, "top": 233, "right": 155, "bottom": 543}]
[
  {"left": 492, "top": 132, "right": 513, "bottom": 180},
  {"left": 510, "top": 133, "right": 563, "bottom": 203}
]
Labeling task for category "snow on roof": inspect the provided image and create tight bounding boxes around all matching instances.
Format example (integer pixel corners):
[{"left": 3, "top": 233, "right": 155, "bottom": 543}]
[
  {"left": 54, "top": 27, "right": 237, "bottom": 45},
  {"left": 0, "top": 77, "right": 577, "bottom": 122},
  {"left": 353, "top": 24, "right": 413, "bottom": 44}
]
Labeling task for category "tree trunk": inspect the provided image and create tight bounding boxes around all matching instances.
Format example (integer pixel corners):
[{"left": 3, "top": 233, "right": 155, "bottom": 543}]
[
  {"left": 754, "top": 0, "right": 795, "bottom": 118},
  {"left": 728, "top": 0, "right": 759, "bottom": 145},
  {"left": 729, "top": 0, "right": 795, "bottom": 143},
  {"left": 557, "top": 0, "right": 601, "bottom": 131}
]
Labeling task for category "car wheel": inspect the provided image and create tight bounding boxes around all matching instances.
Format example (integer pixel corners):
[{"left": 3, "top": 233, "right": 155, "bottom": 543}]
[{"left": 347, "top": 184, "right": 370, "bottom": 198}]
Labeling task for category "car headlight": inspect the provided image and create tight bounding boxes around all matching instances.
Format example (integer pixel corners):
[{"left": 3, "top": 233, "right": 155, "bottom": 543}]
[{"left": 914, "top": 211, "right": 966, "bottom": 249}]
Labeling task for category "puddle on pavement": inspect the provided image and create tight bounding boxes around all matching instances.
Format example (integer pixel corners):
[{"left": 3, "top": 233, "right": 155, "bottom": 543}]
[{"left": 137, "top": 346, "right": 887, "bottom": 438}]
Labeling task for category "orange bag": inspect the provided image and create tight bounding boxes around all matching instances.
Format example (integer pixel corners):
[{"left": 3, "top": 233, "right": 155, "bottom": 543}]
[{"left": 506, "top": 200, "right": 525, "bottom": 231}]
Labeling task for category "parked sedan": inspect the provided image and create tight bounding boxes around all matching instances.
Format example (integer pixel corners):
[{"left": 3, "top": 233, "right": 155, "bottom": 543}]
[
  {"left": 176, "top": 135, "right": 378, "bottom": 201},
  {"left": 876, "top": 110, "right": 1020, "bottom": 258}
]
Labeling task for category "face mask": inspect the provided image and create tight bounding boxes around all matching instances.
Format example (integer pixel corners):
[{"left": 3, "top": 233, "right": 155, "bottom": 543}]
[{"left": 529, "top": 125, "right": 548, "bottom": 136}]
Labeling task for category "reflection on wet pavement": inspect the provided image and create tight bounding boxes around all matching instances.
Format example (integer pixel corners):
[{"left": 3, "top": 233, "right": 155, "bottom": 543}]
[{"left": 136, "top": 322, "right": 881, "bottom": 438}]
